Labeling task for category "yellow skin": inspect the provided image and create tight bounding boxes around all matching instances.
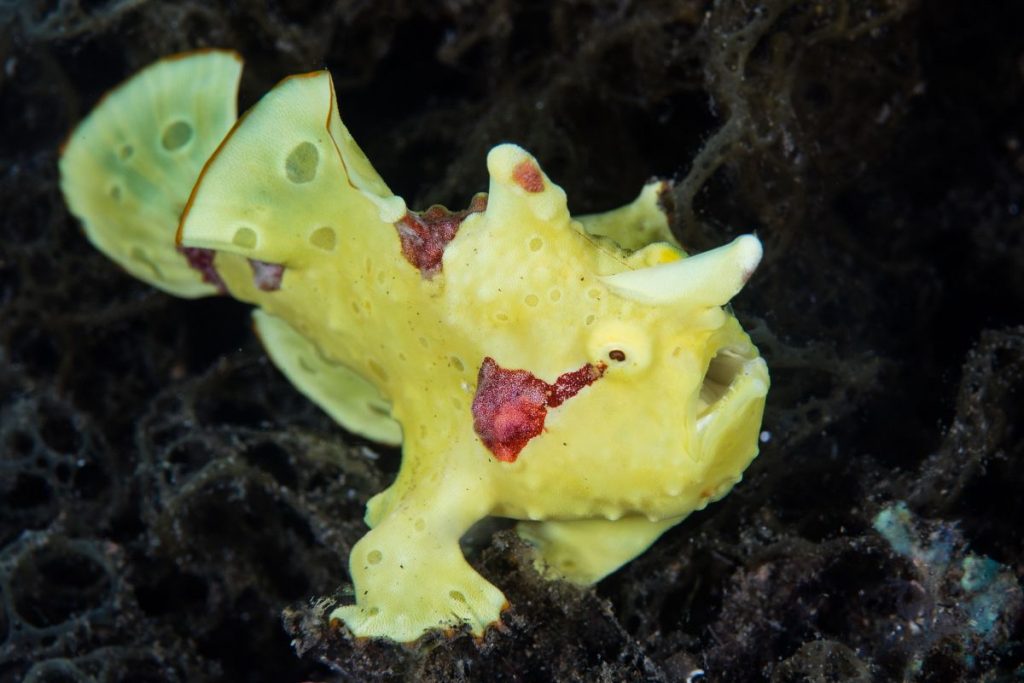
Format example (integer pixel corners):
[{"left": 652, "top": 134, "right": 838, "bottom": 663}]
[{"left": 60, "top": 51, "right": 770, "bottom": 643}]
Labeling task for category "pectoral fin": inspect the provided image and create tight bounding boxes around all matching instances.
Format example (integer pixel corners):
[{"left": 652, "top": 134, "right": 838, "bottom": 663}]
[{"left": 252, "top": 310, "right": 402, "bottom": 446}]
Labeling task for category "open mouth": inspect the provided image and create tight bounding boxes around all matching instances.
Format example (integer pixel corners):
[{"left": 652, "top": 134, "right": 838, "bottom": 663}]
[{"left": 695, "top": 344, "right": 765, "bottom": 433}]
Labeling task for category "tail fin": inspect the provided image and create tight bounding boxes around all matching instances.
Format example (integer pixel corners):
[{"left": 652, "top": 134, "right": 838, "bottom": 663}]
[{"left": 59, "top": 50, "right": 242, "bottom": 297}]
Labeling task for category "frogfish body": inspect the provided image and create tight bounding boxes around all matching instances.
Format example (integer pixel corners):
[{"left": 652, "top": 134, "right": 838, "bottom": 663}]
[{"left": 59, "top": 50, "right": 769, "bottom": 643}]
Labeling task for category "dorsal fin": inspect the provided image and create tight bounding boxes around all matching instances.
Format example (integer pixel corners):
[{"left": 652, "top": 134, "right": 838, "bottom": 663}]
[{"left": 178, "top": 70, "right": 405, "bottom": 268}]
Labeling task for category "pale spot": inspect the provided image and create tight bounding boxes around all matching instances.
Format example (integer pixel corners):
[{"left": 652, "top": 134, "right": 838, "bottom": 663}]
[
  {"left": 414, "top": 518, "right": 427, "bottom": 531},
  {"left": 585, "top": 314, "right": 596, "bottom": 326},
  {"left": 161, "top": 120, "right": 193, "bottom": 151},
  {"left": 548, "top": 288, "right": 562, "bottom": 302},
  {"left": 528, "top": 236, "right": 544, "bottom": 252},
  {"left": 524, "top": 294, "right": 539, "bottom": 307},
  {"left": 285, "top": 141, "right": 319, "bottom": 183},
  {"left": 309, "top": 226, "right": 336, "bottom": 251},
  {"left": 450, "top": 356, "right": 465, "bottom": 372},
  {"left": 232, "top": 227, "right": 257, "bottom": 249},
  {"left": 367, "top": 550, "right": 383, "bottom": 565},
  {"left": 449, "top": 590, "right": 468, "bottom": 603}
]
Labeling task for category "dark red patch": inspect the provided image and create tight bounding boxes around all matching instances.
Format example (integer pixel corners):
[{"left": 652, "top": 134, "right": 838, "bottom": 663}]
[
  {"left": 512, "top": 160, "right": 544, "bottom": 193},
  {"left": 395, "top": 193, "right": 487, "bottom": 277},
  {"left": 472, "top": 358, "right": 549, "bottom": 462},
  {"left": 179, "top": 246, "right": 226, "bottom": 293},
  {"left": 248, "top": 259, "right": 284, "bottom": 291},
  {"left": 547, "top": 362, "right": 606, "bottom": 407},
  {"left": 472, "top": 357, "right": 605, "bottom": 462}
]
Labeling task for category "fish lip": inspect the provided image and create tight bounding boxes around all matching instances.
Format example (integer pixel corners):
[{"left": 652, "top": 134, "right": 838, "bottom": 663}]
[{"left": 694, "top": 348, "right": 768, "bottom": 435}]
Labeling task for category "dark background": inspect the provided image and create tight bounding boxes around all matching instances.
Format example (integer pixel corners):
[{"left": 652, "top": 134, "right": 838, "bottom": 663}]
[{"left": 1, "top": 0, "right": 1023, "bottom": 680}]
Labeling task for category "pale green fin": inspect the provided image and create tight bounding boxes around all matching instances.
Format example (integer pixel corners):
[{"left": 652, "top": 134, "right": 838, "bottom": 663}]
[
  {"left": 59, "top": 50, "right": 242, "bottom": 297},
  {"left": 252, "top": 310, "right": 402, "bottom": 446}
]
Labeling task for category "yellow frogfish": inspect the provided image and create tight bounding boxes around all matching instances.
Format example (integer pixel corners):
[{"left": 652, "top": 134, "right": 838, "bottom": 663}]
[{"left": 59, "top": 50, "right": 770, "bottom": 643}]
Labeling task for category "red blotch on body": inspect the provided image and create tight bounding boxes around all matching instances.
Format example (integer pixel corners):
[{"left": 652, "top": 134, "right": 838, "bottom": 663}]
[
  {"left": 472, "top": 357, "right": 605, "bottom": 462},
  {"left": 511, "top": 160, "right": 544, "bottom": 193},
  {"left": 179, "top": 246, "right": 226, "bottom": 293},
  {"left": 473, "top": 359, "right": 549, "bottom": 462},
  {"left": 395, "top": 193, "right": 487, "bottom": 277}
]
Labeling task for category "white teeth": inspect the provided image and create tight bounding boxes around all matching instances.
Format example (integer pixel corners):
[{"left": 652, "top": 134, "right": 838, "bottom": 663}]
[{"left": 601, "top": 234, "right": 763, "bottom": 308}]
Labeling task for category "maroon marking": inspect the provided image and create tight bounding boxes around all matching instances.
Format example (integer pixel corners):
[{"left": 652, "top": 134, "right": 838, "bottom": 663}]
[
  {"left": 512, "top": 160, "right": 544, "bottom": 193},
  {"left": 547, "top": 362, "right": 606, "bottom": 407},
  {"left": 472, "top": 358, "right": 549, "bottom": 462},
  {"left": 395, "top": 193, "right": 487, "bottom": 278},
  {"left": 179, "top": 246, "right": 226, "bottom": 293},
  {"left": 248, "top": 259, "right": 285, "bottom": 291},
  {"left": 472, "top": 356, "right": 606, "bottom": 462}
]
